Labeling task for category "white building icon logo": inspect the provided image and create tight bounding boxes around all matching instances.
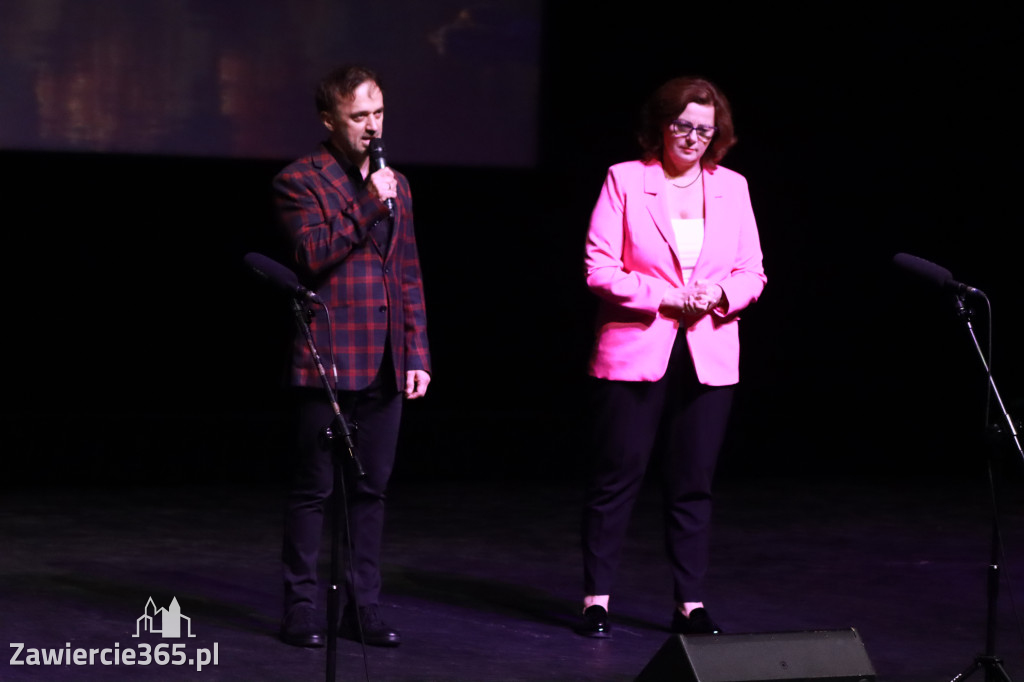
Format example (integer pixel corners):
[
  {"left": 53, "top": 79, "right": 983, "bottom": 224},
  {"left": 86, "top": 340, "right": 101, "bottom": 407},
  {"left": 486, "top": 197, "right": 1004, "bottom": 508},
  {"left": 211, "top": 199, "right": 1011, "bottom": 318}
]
[{"left": 132, "top": 597, "right": 196, "bottom": 638}]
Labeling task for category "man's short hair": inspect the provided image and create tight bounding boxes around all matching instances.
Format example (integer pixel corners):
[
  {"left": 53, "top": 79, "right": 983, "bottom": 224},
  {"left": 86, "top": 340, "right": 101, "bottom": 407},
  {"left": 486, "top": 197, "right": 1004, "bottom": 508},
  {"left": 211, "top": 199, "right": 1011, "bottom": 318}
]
[{"left": 315, "top": 65, "right": 382, "bottom": 113}]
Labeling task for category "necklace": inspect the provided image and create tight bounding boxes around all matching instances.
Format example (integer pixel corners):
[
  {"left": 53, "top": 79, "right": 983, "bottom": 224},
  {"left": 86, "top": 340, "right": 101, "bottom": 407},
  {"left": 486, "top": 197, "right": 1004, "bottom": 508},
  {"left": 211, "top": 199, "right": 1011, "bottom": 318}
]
[{"left": 670, "top": 169, "right": 703, "bottom": 189}]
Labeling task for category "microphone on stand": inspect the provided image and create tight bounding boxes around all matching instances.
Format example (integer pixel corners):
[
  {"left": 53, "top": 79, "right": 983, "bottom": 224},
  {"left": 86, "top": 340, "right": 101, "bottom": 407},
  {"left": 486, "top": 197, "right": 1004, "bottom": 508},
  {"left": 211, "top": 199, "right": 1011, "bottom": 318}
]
[
  {"left": 892, "top": 252, "right": 986, "bottom": 299},
  {"left": 243, "top": 252, "right": 322, "bottom": 305},
  {"left": 368, "top": 138, "right": 395, "bottom": 216}
]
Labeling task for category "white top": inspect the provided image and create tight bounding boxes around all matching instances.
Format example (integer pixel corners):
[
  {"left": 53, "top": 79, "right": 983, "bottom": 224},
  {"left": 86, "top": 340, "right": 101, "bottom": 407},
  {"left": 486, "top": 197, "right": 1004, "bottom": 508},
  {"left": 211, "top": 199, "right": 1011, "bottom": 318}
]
[{"left": 671, "top": 218, "right": 704, "bottom": 282}]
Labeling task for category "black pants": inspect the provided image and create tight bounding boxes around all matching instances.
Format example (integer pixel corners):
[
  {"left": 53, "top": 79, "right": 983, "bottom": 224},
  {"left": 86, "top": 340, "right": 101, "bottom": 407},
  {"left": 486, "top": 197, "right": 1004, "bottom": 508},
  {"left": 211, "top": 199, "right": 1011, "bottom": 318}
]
[
  {"left": 281, "top": 357, "right": 402, "bottom": 615},
  {"left": 581, "top": 332, "right": 734, "bottom": 604}
]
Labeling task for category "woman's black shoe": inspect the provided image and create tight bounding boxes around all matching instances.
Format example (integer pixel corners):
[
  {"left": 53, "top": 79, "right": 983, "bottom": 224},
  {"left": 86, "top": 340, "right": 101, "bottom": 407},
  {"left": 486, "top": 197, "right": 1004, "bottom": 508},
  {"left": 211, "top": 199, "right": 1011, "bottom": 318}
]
[
  {"left": 671, "top": 607, "right": 721, "bottom": 635},
  {"left": 574, "top": 605, "right": 612, "bottom": 638}
]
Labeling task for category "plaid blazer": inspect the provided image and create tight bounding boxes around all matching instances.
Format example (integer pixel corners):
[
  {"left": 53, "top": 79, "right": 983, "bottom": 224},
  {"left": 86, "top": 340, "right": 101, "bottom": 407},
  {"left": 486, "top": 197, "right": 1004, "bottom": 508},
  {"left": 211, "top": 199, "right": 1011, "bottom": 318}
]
[{"left": 272, "top": 142, "right": 430, "bottom": 391}]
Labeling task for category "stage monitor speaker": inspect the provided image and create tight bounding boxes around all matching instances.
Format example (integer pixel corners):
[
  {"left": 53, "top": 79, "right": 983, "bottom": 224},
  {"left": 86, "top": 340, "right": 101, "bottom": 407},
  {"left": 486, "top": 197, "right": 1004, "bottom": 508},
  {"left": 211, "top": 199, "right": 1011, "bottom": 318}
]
[{"left": 635, "top": 628, "right": 876, "bottom": 682}]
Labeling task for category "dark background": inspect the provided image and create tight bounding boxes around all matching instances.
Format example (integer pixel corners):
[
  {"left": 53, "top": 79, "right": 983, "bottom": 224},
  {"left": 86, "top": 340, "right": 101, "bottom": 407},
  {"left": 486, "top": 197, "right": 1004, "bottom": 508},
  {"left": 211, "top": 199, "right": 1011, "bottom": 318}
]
[{"left": 2, "top": 5, "right": 1022, "bottom": 489}]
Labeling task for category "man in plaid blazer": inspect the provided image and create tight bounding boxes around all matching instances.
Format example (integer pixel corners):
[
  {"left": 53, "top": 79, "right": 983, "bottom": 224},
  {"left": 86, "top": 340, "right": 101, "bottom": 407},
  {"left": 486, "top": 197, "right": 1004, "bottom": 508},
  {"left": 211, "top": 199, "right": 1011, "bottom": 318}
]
[{"left": 273, "top": 65, "right": 430, "bottom": 649}]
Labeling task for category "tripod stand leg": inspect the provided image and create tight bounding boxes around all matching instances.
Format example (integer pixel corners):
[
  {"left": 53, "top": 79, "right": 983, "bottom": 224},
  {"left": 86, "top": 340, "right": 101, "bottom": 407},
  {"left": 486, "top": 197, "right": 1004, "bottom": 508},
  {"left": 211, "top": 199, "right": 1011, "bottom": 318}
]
[
  {"left": 951, "top": 660, "right": 979, "bottom": 682},
  {"left": 325, "top": 466, "right": 342, "bottom": 682},
  {"left": 950, "top": 655, "right": 1014, "bottom": 682},
  {"left": 990, "top": 659, "right": 1015, "bottom": 682}
]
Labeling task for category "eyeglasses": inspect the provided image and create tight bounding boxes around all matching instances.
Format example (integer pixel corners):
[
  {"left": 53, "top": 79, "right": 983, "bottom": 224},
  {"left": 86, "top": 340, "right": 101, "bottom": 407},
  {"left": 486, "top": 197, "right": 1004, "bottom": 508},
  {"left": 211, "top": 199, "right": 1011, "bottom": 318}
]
[{"left": 668, "top": 120, "right": 717, "bottom": 141}]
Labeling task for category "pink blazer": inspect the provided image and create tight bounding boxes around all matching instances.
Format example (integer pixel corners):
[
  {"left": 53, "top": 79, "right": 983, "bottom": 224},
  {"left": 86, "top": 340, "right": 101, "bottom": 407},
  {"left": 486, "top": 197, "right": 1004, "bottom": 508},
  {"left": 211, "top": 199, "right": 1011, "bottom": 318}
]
[{"left": 585, "top": 159, "right": 766, "bottom": 385}]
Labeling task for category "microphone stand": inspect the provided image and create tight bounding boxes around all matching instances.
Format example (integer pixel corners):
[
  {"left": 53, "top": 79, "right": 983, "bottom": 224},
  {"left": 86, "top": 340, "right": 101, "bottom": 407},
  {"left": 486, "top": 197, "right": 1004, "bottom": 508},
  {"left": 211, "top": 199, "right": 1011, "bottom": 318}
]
[
  {"left": 948, "top": 294, "right": 1020, "bottom": 682},
  {"left": 289, "top": 298, "right": 366, "bottom": 682}
]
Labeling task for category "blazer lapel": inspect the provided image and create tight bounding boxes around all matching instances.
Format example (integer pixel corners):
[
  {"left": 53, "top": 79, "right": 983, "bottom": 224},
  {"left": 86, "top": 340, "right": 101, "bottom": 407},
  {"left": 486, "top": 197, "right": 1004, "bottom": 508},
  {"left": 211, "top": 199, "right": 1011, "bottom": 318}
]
[
  {"left": 643, "top": 161, "right": 680, "bottom": 265},
  {"left": 692, "top": 167, "right": 725, "bottom": 276},
  {"left": 702, "top": 166, "right": 725, "bottom": 230},
  {"left": 314, "top": 146, "right": 352, "bottom": 200},
  {"left": 315, "top": 145, "right": 391, "bottom": 259}
]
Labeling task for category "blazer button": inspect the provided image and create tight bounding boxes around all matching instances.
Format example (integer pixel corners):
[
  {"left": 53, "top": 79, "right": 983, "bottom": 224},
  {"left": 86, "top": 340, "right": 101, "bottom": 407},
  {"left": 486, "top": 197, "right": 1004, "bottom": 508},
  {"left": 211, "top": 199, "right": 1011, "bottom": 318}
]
[{"left": 379, "top": 305, "right": 387, "bottom": 312}]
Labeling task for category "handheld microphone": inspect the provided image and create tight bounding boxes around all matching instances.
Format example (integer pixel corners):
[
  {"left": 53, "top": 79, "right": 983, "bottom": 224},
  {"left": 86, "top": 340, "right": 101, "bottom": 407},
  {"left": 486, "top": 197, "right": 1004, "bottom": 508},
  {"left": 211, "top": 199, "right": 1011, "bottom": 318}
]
[
  {"left": 368, "top": 138, "right": 395, "bottom": 216},
  {"left": 243, "top": 252, "right": 322, "bottom": 305},
  {"left": 892, "top": 253, "right": 986, "bottom": 298}
]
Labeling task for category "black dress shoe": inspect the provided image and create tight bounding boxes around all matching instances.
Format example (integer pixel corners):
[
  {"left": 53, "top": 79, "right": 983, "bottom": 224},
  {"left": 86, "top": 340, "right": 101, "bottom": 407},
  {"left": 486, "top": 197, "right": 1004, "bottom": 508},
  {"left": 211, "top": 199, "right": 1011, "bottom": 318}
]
[
  {"left": 339, "top": 604, "right": 401, "bottom": 647},
  {"left": 574, "top": 605, "right": 611, "bottom": 638},
  {"left": 280, "top": 605, "right": 325, "bottom": 647},
  {"left": 671, "top": 607, "right": 721, "bottom": 635}
]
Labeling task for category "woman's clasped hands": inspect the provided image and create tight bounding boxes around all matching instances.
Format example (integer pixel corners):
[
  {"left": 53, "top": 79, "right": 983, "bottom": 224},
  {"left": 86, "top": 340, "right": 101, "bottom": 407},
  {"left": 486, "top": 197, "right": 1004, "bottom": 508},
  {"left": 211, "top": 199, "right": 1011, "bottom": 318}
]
[{"left": 659, "top": 280, "right": 724, "bottom": 318}]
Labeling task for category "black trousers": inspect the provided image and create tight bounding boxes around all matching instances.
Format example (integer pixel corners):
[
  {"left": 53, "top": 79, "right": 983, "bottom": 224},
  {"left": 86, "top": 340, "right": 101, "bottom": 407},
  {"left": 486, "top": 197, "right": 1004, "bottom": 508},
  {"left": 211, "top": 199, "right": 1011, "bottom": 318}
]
[
  {"left": 281, "top": 355, "right": 402, "bottom": 615},
  {"left": 581, "top": 332, "right": 734, "bottom": 604}
]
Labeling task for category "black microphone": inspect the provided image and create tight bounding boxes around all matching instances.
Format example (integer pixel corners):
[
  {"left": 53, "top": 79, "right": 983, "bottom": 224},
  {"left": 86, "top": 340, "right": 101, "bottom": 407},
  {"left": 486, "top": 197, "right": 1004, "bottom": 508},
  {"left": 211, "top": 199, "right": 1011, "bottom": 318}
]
[
  {"left": 244, "top": 252, "right": 323, "bottom": 304},
  {"left": 367, "top": 138, "right": 395, "bottom": 216},
  {"left": 892, "top": 252, "right": 986, "bottom": 298}
]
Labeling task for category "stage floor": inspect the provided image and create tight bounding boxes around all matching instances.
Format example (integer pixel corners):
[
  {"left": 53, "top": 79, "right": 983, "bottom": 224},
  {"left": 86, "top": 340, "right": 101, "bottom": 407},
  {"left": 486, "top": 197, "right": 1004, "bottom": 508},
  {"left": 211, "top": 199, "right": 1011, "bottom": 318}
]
[{"left": 2, "top": 471, "right": 1023, "bottom": 682}]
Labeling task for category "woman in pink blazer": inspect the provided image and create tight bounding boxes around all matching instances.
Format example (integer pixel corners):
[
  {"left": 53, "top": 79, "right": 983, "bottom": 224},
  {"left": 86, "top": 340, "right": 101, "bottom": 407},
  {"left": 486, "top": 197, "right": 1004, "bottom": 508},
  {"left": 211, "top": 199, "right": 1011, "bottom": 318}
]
[{"left": 576, "top": 77, "right": 766, "bottom": 638}]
